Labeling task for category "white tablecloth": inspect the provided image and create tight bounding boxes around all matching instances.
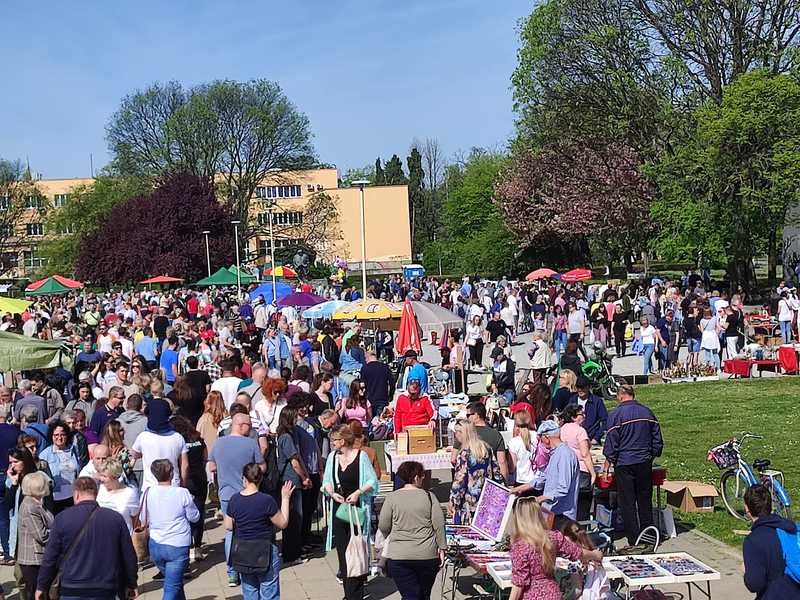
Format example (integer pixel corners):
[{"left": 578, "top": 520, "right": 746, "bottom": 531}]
[{"left": 384, "top": 447, "right": 453, "bottom": 472}]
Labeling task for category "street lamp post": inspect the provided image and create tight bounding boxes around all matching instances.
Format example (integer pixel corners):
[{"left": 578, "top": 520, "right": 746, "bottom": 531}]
[
  {"left": 353, "top": 179, "right": 370, "bottom": 298},
  {"left": 231, "top": 220, "right": 242, "bottom": 296},
  {"left": 201, "top": 230, "right": 211, "bottom": 277},
  {"left": 267, "top": 206, "right": 277, "bottom": 303}
]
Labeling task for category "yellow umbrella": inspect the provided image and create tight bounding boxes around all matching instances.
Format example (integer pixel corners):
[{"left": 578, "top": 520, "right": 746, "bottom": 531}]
[
  {"left": 0, "top": 296, "right": 32, "bottom": 314},
  {"left": 332, "top": 299, "right": 403, "bottom": 321}
]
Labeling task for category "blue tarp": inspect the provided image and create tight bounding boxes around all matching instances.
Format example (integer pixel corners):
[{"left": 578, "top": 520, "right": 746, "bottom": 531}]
[{"left": 248, "top": 281, "right": 293, "bottom": 304}]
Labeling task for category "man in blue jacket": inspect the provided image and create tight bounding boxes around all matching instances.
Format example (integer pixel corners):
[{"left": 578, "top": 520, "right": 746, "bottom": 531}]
[
  {"left": 743, "top": 484, "right": 800, "bottom": 599},
  {"left": 602, "top": 384, "right": 663, "bottom": 545},
  {"left": 574, "top": 377, "right": 609, "bottom": 443},
  {"left": 36, "top": 476, "right": 137, "bottom": 600}
]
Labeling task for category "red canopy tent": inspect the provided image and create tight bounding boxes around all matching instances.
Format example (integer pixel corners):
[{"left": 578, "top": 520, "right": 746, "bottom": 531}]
[
  {"left": 561, "top": 268, "right": 593, "bottom": 283},
  {"left": 140, "top": 275, "right": 184, "bottom": 284},
  {"left": 25, "top": 275, "right": 83, "bottom": 292},
  {"left": 396, "top": 300, "right": 422, "bottom": 355},
  {"left": 526, "top": 268, "right": 558, "bottom": 281}
]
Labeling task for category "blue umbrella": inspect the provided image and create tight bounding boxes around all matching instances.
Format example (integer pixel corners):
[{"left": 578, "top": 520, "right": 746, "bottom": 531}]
[
  {"left": 248, "top": 281, "right": 293, "bottom": 304},
  {"left": 302, "top": 300, "right": 348, "bottom": 320}
]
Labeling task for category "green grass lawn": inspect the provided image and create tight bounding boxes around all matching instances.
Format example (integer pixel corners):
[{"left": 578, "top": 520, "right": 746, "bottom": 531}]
[{"left": 626, "top": 378, "right": 800, "bottom": 547}]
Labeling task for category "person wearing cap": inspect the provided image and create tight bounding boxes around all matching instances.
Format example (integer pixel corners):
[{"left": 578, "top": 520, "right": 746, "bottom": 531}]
[
  {"left": 602, "top": 384, "right": 663, "bottom": 545},
  {"left": 401, "top": 349, "right": 428, "bottom": 394},
  {"left": 573, "top": 377, "right": 608, "bottom": 444},
  {"left": 130, "top": 398, "right": 189, "bottom": 490},
  {"left": 532, "top": 419, "right": 579, "bottom": 527}
]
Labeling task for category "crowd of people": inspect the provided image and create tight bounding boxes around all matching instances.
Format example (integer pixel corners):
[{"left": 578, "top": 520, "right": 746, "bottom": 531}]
[{"left": 0, "top": 270, "right": 790, "bottom": 599}]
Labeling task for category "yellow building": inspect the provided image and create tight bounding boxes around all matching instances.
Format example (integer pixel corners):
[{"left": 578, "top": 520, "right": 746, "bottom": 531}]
[{"left": 1, "top": 169, "right": 411, "bottom": 279}]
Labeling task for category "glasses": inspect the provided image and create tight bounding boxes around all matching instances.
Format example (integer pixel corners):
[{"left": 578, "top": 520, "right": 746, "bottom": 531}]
[{"left": 52, "top": 433, "right": 67, "bottom": 438}]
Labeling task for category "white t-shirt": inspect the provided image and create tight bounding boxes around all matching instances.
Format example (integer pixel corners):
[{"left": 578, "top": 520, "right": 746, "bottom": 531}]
[
  {"left": 97, "top": 334, "right": 115, "bottom": 354},
  {"left": 778, "top": 299, "right": 793, "bottom": 321},
  {"left": 507, "top": 295, "right": 519, "bottom": 315},
  {"left": 640, "top": 324, "right": 656, "bottom": 345},
  {"left": 211, "top": 376, "right": 244, "bottom": 410},
  {"left": 508, "top": 434, "right": 538, "bottom": 485},
  {"left": 97, "top": 485, "right": 140, "bottom": 532},
  {"left": 468, "top": 304, "right": 484, "bottom": 320},
  {"left": 254, "top": 400, "right": 285, "bottom": 434},
  {"left": 465, "top": 323, "right": 482, "bottom": 346},
  {"left": 132, "top": 431, "right": 187, "bottom": 489}
]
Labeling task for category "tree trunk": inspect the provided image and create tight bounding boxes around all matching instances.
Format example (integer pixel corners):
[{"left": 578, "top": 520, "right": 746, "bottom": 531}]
[{"left": 767, "top": 227, "right": 778, "bottom": 287}]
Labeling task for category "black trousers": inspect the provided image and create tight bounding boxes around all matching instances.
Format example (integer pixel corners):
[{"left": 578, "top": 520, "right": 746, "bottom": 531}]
[
  {"left": 613, "top": 327, "right": 626, "bottom": 357},
  {"left": 615, "top": 461, "right": 654, "bottom": 545},
  {"left": 388, "top": 558, "right": 440, "bottom": 600},
  {"left": 19, "top": 563, "right": 38, "bottom": 600},
  {"left": 469, "top": 341, "right": 484, "bottom": 366},
  {"left": 333, "top": 511, "right": 366, "bottom": 600},
  {"left": 282, "top": 488, "right": 304, "bottom": 562},
  {"left": 577, "top": 470, "right": 593, "bottom": 522},
  {"left": 191, "top": 484, "right": 208, "bottom": 548},
  {"left": 301, "top": 473, "right": 321, "bottom": 544}
]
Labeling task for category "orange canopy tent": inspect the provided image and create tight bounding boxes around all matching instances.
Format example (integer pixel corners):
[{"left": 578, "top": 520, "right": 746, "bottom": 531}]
[
  {"left": 140, "top": 275, "right": 184, "bottom": 284},
  {"left": 25, "top": 275, "right": 83, "bottom": 292}
]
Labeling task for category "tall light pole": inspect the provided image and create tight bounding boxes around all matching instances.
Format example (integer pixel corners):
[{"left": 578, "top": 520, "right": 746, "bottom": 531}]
[
  {"left": 267, "top": 206, "right": 277, "bottom": 303},
  {"left": 201, "top": 230, "right": 211, "bottom": 277},
  {"left": 231, "top": 220, "right": 242, "bottom": 296},
  {"left": 353, "top": 179, "right": 370, "bottom": 298}
]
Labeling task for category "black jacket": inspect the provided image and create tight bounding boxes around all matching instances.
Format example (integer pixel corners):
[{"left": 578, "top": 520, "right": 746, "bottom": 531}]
[
  {"left": 37, "top": 500, "right": 137, "bottom": 597},
  {"left": 743, "top": 514, "right": 800, "bottom": 600}
]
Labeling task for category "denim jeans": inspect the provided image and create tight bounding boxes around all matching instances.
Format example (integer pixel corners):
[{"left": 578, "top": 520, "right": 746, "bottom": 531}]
[
  {"left": 149, "top": 540, "right": 190, "bottom": 600},
  {"left": 554, "top": 330, "right": 568, "bottom": 360},
  {"left": 220, "top": 498, "right": 236, "bottom": 578},
  {"left": 704, "top": 349, "right": 720, "bottom": 369},
  {"left": 0, "top": 474, "right": 9, "bottom": 556},
  {"left": 780, "top": 320, "right": 792, "bottom": 343},
  {"left": 642, "top": 343, "right": 655, "bottom": 375},
  {"left": 240, "top": 544, "right": 281, "bottom": 600}
]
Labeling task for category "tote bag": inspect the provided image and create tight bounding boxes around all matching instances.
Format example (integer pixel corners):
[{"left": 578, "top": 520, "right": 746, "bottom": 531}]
[
  {"left": 345, "top": 505, "right": 369, "bottom": 578},
  {"left": 131, "top": 488, "right": 150, "bottom": 563}
]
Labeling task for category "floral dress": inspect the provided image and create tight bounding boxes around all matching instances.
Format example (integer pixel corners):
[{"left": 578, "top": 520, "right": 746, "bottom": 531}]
[
  {"left": 510, "top": 531, "right": 583, "bottom": 600},
  {"left": 449, "top": 448, "right": 502, "bottom": 525}
]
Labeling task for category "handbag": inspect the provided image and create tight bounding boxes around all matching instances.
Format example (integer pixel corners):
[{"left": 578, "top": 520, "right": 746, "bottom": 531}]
[
  {"left": 344, "top": 505, "right": 369, "bottom": 578},
  {"left": 230, "top": 536, "right": 272, "bottom": 574},
  {"left": 131, "top": 487, "right": 150, "bottom": 563},
  {"left": 50, "top": 507, "right": 98, "bottom": 600}
]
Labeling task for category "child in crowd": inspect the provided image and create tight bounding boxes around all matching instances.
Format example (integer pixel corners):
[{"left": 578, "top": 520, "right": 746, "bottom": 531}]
[{"left": 559, "top": 520, "right": 610, "bottom": 600}]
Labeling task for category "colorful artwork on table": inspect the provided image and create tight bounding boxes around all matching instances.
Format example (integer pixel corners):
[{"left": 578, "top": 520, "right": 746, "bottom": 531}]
[
  {"left": 652, "top": 555, "right": 715, "bottom": 576},
  {"left": 608, "top": 557, "right": 664, "bottom": 579},
  {"left": 471, "top": 479, "right": 516, "bottom": 542}
]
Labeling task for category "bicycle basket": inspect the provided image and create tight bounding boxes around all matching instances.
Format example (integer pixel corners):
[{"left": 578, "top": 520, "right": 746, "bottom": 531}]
[{"left": 707, "top": 442, "right": 738, "bottom": 469}]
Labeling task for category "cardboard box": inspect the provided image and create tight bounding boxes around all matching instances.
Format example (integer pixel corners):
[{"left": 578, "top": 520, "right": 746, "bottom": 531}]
[
  {"left": 405, "top": 425, "right": 436, "bottom": 454},
  {"left": 396, "top": 432, "right": 409, "bottom": 455},
  {"left": 661, "top": 480, "right": 718, "bottom": 513}
]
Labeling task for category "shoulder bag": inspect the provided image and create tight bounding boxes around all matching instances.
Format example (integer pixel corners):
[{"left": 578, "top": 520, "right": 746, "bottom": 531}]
[
  {"left": 50, "top": 506, "right": 98, "bottom": 600},
  {"left": 230, "top": 496, "right": 273, "bottom": 574},
  {"left": 344, "top": 505, "right": 369, "bottom": 578},
  {"left": 333, "top": 451, "right": 366, "bottom": 526},
  {"left": 130, "top": 487, "right": 150, "bottom": 563}
]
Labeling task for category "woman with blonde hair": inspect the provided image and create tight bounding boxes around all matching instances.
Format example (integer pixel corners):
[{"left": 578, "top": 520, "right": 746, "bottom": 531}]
[
  {"left": 101, "top": 420, "right": 135, "bottom": 484},
  {"left": 508, "top": 499, "right": 602, "bottom": 600},
  {"left": 449, "top": 422, "right": 501, "bottom": 524},
  {"left": 97, "top": 458, "right": 140, "bottom": 533},
  {"left": 196, "top": 390, "right": 226, "bottom": 454},
  {"left": 551, "top": 369, "right": 577, "bottom": 414},
  {"left": 16, "top": 471, "right": 53, "bottom": 599},
  {"left": 508, "top": 411, "right": 543, "bottom": 495}
]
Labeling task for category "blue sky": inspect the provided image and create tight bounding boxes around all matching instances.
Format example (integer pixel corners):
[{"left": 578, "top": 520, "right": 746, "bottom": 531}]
[{"left": 0, "top": 1, "right": 531, "bottom": 179}]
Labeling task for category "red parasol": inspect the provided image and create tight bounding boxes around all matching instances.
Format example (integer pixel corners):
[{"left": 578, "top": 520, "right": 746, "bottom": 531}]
[
  {"left": 526, "top": 268, "right": 558, "bottom": 281},
  {"left": 561, "top": 268, "right": 593, "bottom": 283},
  {"left": 25, "top": 275, "right": 84, "bottom": 292},
  {"left": 396, "top": 299, "right": 422, "bottom": 355},
  {"left": 140, "top": 275, "right": 184, "bottom": 284}
]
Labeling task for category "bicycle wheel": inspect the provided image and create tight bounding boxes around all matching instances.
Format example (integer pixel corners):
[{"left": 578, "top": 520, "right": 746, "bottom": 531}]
[
  {"left": 601, "top": 375, "right": 627, "bottom": 400},
  {"left": 720, "top": 469, "right": 750, "bottom": 520},
  {"left": 771, "top": 486, "right": 793, "bottom": 521}
]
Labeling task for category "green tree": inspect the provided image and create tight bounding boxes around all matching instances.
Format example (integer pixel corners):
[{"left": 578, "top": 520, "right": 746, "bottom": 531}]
[
  {"left": 374, "top": 158, "right": 385, "bottom": 184},
  {"left": 383, "top": 154, "right": 407, "bottom": 185},
  {"left": 406, "top": 148, "right": 424, "bottom": 254},
  {"left": 648, "top": 70, "right": 800, "bottom": 290},
  {"left": 40, "top": 174, "right": 149, "bottom": 276}
]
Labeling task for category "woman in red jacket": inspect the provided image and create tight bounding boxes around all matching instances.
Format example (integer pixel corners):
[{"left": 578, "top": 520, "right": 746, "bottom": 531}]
[{"left": 393, "top": 378, "right": 435, "bottom": 434}]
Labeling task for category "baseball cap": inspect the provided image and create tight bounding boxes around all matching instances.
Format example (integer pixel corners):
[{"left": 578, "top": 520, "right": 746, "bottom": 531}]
[{"left": 537, "top": 420, "right": 561, "bottom": 437}]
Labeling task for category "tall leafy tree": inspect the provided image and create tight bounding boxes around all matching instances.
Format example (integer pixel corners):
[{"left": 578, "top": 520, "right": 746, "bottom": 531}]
[
  {"left": 41, "top": 173, "right": 149, "bottom": 276},
  {"left": 383, "top": 154, "right": 407, "bottom": 185},
  {"left": 106, "top": 79, "right": 316, "bottom": 228},
  {"left": 374, "top": 158, "right": 385, "bottom": 184},
  {"left": 75, "top": 173, "right": 234, "bottom": 284},
  {"left": 406, "top": 148, "right": 424, "bottom": 254},
  {"left": 649, "top": 70, "right": 800, "bottom": 289}
]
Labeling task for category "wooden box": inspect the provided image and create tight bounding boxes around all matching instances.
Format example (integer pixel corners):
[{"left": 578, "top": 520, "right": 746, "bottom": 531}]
[{"left": 405, "top": 425, "right": 436, "bottom": 454}]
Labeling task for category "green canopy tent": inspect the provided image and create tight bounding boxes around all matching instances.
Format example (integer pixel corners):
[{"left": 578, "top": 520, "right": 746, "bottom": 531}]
[
  {"left": 26, "top": 278, "right": 73, "bottom": 296},
  {"left": 0, "top": 330, "right": 72, "bottom": 371},
  {"left": 227, "top": 266, "right": 256, "bottom": 284},
  {"left": 195, "top": 267, "right": 241, "bottom": 286}
]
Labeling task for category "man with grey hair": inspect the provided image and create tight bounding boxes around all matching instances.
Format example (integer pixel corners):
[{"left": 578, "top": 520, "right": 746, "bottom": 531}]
[
  {"left": 239, "top": 361, "right": 267, "bottom": 403},
  {"left": 14, "top": 380, "right": 46, "bottom": 424}
]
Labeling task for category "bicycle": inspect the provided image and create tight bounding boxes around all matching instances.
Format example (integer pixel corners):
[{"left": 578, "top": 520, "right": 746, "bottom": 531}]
[{"left": 707, "top": 432, "right": 792, "bottom": 521}]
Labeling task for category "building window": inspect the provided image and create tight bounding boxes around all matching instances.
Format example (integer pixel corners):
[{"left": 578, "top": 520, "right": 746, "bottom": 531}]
[
  {"left": 258, "top": 211, "right": 304, "bottom": 227},
  {"left": 0, "top": 196, "right": 9, "bottom": 211},
  {"left": 0, "top": 224, "right": 13, "bottom": 237},
  {"left": 0, "top": 253, "right": 17, "bottom": 270},
  {"left": 258, "top": 238, "right": 303, "bottom": 254},
  {"left": 25, "top": 196, "right": 43, "bottom": 209},
  {"left": 23, "top": 248, "right": 46, "bottom": 270},
  {"left": 54, "top": 193, "right": 69, "bottom": 207},
  {"left": 26, "top": 223, "right": 44, "bottom": 237},
  {"left": 257, "top": 185, "right": 302, "bottom": 200},
  {"left": 56, "top": 223, "right": 76, "bottom": 234}
]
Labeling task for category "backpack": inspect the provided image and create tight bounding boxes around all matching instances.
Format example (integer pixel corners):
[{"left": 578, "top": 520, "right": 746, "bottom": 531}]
[
  {"left": 260, "top": 436, "right": 282, "bottom": 494},
  {"left": 776, "top": 525, "right": 800, "bottom": 584}
]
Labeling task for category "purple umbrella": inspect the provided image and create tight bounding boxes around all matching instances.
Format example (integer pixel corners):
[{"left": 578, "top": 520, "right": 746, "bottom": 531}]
[{"left": 278, "top": 292, "right": 325, "bottom": 308}]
